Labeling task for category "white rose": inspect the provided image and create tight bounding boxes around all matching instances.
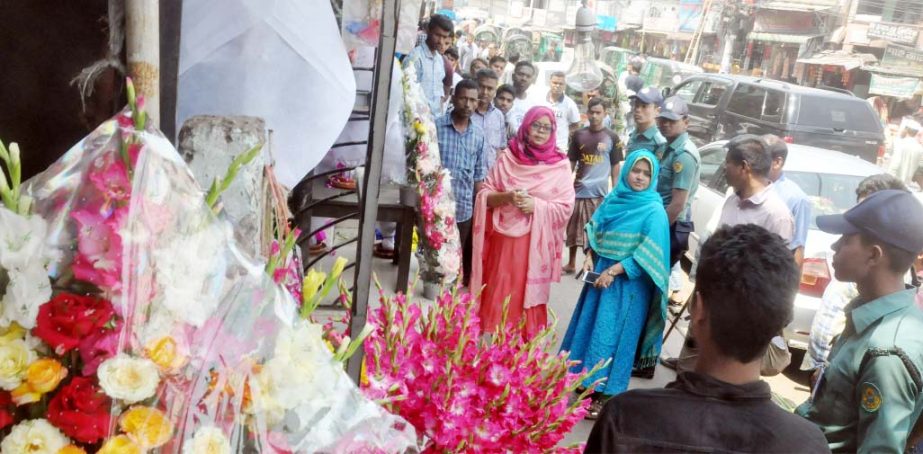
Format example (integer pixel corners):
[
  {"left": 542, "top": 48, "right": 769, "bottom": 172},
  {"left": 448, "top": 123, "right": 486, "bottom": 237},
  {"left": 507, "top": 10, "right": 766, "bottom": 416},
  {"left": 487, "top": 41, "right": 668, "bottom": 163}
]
[
  {"left": 97, "top": 354, "right": 161, "bottom": 403},
  {"left": 182, "top": 426, "right": 231, "bottom": 454},
  {"left": 0, "top": 419, "right": 69, "bottom": 454},
  {"left": 0, "top": 337, "right": 36, "bottom": 390},
  {"left": 1, "top": 266, "right": 52, "bottom": 329}
]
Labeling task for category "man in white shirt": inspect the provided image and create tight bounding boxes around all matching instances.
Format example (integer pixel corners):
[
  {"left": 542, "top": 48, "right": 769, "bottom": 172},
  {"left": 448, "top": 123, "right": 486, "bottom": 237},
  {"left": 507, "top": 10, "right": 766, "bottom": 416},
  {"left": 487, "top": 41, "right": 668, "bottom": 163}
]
[
  {"left": 888, "top": 119, "right": 923, "bottom": 185},
  {"left": 545, "top": 71, "right": 581, "bottom": 151},
  {"left": 506, "top": 61, "right": 544, "bottom": 135}
]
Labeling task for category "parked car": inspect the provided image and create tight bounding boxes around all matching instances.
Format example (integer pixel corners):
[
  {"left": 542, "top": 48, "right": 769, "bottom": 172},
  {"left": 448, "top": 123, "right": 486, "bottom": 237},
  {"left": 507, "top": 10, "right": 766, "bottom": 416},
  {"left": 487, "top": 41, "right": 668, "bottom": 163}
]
[
  {"left": 686, "top": 141, "right": 885, "bottom": 351},
  {"left": 668, "top": 74, "right": 886, "bottom": 163},
  {"left": 640, "top": 57, "right": 702, "bottom": 89}
]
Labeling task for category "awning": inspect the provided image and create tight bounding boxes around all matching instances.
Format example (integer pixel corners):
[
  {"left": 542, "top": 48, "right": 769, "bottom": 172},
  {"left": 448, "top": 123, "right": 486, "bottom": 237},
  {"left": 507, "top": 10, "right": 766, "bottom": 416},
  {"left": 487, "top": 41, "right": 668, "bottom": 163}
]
[
  {"left": 757, "top": 1, "right": 837, "bottom": 12},
  {"left": 747, "top": 32, "right": 824, "bottom": 44},
  {"left": 861, "top": 65, "right": 923, "bottom": 78},
  {"left": 796, "top": 51, "right": 878, "bottom": 70}
]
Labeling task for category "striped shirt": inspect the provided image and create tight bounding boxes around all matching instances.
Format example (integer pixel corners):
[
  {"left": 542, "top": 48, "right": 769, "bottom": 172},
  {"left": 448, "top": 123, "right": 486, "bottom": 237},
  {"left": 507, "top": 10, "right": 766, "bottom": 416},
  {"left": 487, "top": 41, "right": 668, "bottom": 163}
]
[
  {"left": 470, "top": 103, "right": 507, "bottom": 171},
  {"left": 435, "top": 114, "right": 488, "bottom": 222},
  {"left": 404, "top": 43, "right": 445, "bottom": 116}
]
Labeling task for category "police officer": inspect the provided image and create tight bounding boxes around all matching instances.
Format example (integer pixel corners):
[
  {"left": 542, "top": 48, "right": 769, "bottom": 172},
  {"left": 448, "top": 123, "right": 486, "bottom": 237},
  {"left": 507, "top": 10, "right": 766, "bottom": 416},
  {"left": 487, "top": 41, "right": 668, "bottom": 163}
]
[
  {"left": 797, "top": 189, "right": 923, "bottom": 453},
  {"left": 626, "top": 87, "right": 667, "bottom": 156},
  {"left": 655, "top": 96, "right": 700, "bottom": 263}
]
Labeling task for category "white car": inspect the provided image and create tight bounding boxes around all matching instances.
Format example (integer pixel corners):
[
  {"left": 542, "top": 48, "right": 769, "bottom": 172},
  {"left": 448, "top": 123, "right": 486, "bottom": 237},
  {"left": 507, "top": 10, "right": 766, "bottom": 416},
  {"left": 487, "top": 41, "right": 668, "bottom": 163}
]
[{"left": 687, "top": 141, "right": 885, "bottom": 351}]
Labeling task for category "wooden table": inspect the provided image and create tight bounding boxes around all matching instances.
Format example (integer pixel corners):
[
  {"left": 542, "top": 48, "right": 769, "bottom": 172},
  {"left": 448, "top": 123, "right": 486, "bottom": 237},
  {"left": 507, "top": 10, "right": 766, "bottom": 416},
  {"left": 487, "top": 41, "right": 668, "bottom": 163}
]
[{"left": 296, "top": 178, "right": 415, "bottom": 294}]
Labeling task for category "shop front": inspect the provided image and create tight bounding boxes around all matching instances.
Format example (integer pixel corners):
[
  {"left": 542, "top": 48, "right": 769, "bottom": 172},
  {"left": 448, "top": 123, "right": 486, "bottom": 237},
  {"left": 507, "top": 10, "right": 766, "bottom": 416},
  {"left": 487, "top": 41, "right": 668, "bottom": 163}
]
[
  {"left": 794, "top": 50, "right": 878, "bottom": 95},
  {"left": 743, "top": 7, "right": 828, "bottom": 80}
]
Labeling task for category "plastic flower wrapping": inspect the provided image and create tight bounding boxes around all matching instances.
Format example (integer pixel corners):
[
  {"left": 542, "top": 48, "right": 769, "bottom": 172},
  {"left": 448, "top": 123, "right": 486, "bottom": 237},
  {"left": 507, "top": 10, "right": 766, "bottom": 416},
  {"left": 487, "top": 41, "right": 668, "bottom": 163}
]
[
  {"left": 0, "top": 86, "right": 417, "bottom": 452},
  {"left": 400, "top": 63, "right": 462, "bottom": 284}
]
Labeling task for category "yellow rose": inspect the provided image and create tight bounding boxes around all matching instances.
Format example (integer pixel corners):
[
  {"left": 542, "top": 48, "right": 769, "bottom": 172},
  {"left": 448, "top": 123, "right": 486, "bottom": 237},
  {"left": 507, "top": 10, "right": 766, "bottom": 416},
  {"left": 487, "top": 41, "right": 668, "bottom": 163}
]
[
  {"left": 12, "top": 358, "right": 68, "bottom": 405},
  {"left": 0, "top": 323, "right": 27, "bottom": 342},
  {"left": 118, "top": 406, "right": 174, "bottom": 449},
  {"left": 0, "top": 338, "right": 36, "bottom": 391},
  {"left": 58, "top": 444, "right": 88, "bottom": 454},
  {"left": 97, "top": 435, "right": 143, "bottom": 454},
  {"left": 143, "top": 336, "right": 188, "bottom": 374}
]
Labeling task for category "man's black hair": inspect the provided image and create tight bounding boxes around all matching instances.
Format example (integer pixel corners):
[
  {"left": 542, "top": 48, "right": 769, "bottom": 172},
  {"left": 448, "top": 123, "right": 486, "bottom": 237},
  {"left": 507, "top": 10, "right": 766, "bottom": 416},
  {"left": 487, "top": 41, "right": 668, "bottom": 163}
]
[
  {"left": 514, "top": 60, "right": 535, "bottom": 74},
  {"left": 629, "top": 61, "right": 643, "bottom": 73},
  {"left": 762, "top": 134, "right": 787, "bottom": 163},
  {"left": 550, "top": 70, "right": 566, "bottom": 79},
  {"left": 454, "top": 78, "right": 479, "bottom": 96},
  {"left": 857, "top": 233, "right": 918, "bottom": 273},
  {"left": 428, "top": 14, "right": 454, "bottom": 34},
  {"left": 696, "top": 224, "right": 799, "bottom": 363},
  {"left": 475, "top": 68, "right": 499, "bottom": 82},
  {"left": 587, "top": 96, "right": 606, "bottom": 111},
  {"left": 470, "top": 57, "right": 488, "bottom": 70},
  {"left": 444, "top": 46, "right": 459, "bottom": 60},
  {"left": 496, "top": 84, "right": 515, "bottom": 97},
  {"left": 455, "top": 30, "right": 464, "bottom": 38},
  {"left": 509, "top": 53, "right": 521, "bottom": 64},
  {"left": 726, "top": 134, "right": 771, "bottom": 178},
  {"left": 489, "top": 55, "right": 507, "bottom": 65},
  {"left": 855, "top": 173, "right": 907, "bottom": 201}
]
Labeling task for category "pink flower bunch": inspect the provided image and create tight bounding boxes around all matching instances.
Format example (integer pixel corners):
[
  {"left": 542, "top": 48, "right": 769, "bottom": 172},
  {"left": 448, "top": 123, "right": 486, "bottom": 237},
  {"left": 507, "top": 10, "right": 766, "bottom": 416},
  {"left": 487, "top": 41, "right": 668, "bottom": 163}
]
[
  {"left": 269, "top": 237, "right": 303, "bottom": 303},
  {"left": 363, "top": 288, "right": 596, "bottom": 452}
]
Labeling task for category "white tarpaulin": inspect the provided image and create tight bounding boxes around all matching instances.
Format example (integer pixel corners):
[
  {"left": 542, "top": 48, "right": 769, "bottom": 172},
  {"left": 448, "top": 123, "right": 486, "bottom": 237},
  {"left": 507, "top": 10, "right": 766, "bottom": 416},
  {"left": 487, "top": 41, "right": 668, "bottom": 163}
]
[{"left": 177, "top": 0, "right": 356, "bottom": 188}]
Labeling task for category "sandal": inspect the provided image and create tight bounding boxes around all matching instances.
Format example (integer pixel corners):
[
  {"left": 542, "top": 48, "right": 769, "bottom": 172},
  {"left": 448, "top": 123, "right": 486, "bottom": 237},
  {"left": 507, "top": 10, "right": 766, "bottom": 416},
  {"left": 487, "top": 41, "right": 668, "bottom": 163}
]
[
  {"left": 585, "top": 397, "right": 607, "bottom": 421},
  {"left": 373, "top": 243, "right": 395, "bottom": 259}
]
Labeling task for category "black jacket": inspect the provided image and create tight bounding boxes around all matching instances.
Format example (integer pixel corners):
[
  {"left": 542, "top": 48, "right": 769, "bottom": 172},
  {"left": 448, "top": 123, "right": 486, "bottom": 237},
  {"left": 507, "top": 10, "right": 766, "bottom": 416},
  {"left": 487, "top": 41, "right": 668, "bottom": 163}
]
[{"left": 585, "top": 372, "right": 830, "bottom": 453}]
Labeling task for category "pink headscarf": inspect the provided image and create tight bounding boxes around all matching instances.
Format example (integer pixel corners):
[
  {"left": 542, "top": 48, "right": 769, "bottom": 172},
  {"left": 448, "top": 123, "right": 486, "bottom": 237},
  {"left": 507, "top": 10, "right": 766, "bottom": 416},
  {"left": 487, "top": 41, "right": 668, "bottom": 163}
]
[{"left": 508, "top": 106, "right": 567, "bottom": 165}]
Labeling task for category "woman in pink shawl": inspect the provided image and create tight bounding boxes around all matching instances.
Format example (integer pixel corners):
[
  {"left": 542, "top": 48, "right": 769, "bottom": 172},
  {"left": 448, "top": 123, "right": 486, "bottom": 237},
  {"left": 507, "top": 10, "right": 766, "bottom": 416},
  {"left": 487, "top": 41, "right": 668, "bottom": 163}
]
[{"left": 471, "top": 106, "right": 575, "bottom": 338}]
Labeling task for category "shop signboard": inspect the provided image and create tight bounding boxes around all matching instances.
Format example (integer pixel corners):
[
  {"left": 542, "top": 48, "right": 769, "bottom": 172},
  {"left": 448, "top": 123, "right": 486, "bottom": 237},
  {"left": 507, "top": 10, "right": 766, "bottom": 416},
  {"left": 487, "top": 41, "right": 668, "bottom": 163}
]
[
  {"left": 753, "top": 10, "right": 815, "bottom": 34},
  {"left": 678, "top": 0, "right": 702, "bottom": 33},
  {"left": 869, "top": 74, "right": 922, "bottom": 99},
  {"left": 881, "top": 44, "right": 923, "bottom": 76},
  {"left": 644, "top": 3, "right": 679, "bottom": 32},
  {"left": 867, "top": 22, "right": 919, "bottom": 46}
]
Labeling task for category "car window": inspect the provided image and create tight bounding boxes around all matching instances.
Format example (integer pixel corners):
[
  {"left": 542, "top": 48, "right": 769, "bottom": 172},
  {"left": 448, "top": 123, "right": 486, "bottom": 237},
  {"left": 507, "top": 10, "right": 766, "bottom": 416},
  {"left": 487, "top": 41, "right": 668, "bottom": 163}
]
[
  {"left": 784, "top": 171, "right": 866, "bottom": 228},
  {"left": 693, "top": 80, "right": 731, "bottom": 106},
  {"left": 675, "top": 80, "right": 702, "bottom": 102},
  {"left": 796, "top": 97, "right": 882, "bottom": 133},
  {"left": 726, "top": 84, "right": 786, "bottom": 123},
  {"left": 699, "top": 145, "right": 727, "bottom": 184}
]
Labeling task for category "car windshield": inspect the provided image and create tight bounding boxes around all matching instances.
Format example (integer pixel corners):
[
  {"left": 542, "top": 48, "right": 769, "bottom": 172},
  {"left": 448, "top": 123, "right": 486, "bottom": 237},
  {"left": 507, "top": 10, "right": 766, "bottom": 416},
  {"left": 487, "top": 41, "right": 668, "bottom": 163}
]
[
  {"left": 784, "top": 171, "right": 865, "bottom": 229},
  {"left": 796, "top": 97, "right": 882, "bottom": 133}
]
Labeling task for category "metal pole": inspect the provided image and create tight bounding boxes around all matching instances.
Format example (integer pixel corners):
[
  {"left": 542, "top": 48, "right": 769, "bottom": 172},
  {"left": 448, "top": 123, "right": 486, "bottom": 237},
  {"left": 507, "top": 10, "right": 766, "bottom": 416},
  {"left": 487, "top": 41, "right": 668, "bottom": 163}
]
[
  {"left": 347, "top": 0, "right": 399, "bottom": 382},
  {"left": 126, "top": 0, "right": 160, "bottom": 126}
]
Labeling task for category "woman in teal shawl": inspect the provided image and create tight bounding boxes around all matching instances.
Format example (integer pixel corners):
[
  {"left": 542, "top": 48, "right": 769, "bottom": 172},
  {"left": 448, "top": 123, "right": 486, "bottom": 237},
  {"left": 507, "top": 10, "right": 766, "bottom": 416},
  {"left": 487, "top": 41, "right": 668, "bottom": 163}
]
[{"left": 560, "top": 150, "right": 670, "bottom": 418}]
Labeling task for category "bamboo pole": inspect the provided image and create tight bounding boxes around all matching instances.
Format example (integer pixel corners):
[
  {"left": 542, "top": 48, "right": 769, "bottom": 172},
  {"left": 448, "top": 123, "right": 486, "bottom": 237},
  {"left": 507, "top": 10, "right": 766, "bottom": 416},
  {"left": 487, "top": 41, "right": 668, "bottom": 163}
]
[{"left": 126, "top": 0, "right": 160, "bottom": 127}]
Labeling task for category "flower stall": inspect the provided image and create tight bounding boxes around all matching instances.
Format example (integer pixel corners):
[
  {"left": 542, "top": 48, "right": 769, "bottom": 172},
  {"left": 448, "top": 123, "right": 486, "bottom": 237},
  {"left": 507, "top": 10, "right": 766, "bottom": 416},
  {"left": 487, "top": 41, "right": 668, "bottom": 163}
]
[{"left": 0, "top": 83, "right": 417, "bottom": 452}]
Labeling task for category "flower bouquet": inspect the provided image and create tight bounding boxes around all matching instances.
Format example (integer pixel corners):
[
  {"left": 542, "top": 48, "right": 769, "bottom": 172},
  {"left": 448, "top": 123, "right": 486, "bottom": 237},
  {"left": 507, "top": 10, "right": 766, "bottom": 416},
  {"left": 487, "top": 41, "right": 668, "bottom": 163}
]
[
  {"left": 362, "top": 287, "right": 603, "bottom": 452},
  {"left": 0, "top": 80, "right": 416, "bottom": 452},
  {"left": 401, "top": 64, "right": 462, "bottom": 285}
]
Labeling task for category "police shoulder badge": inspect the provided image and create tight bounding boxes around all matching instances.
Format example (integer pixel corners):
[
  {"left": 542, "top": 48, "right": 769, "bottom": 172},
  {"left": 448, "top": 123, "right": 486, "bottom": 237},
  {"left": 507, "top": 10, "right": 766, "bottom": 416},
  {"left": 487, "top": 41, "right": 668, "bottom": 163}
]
[
  {"left": 860, "top": 382, "right": 882, "bottom": 412},
  {"left": 673, "top": 160, "right": 683, "bottom": 174}
]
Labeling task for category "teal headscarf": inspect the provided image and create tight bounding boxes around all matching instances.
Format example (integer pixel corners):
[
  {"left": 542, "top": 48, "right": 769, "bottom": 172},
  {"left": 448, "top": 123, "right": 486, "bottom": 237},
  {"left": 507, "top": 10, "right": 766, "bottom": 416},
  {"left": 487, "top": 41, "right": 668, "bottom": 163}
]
[{"left": 585, "top": 149, "right": 670, "bottom": 369}]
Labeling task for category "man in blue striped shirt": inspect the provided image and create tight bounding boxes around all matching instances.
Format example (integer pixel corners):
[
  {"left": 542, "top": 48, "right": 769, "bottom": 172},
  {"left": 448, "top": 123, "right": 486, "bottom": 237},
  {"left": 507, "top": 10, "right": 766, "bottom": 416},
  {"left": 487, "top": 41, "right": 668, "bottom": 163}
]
[
  {"left": 436, "top": 78, "right": 488, "bottom": 285},
  {"left": 403, "top": 15, "right": 453, "bottom": 116}
]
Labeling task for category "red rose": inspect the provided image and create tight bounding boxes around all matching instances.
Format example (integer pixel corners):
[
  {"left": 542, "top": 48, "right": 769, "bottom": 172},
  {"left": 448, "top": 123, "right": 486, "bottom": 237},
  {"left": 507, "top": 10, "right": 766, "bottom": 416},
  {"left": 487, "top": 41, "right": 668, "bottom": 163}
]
[
  {"left": 33, "top": 293, "right": 116, "bottom": 354},
  {"left": 47, "top": 376, "right": 112, "bottom": 443},
  {"left": 0, "top": 391, "right": 14, "bottom": 430}
]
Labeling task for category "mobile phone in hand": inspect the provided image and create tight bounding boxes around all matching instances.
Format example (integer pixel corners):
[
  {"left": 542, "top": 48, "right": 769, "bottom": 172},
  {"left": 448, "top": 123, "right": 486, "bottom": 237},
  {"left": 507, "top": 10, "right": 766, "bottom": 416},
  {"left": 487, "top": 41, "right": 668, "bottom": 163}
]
[{"left": 577, "top": 270, "right": 600, "bottom": 284}]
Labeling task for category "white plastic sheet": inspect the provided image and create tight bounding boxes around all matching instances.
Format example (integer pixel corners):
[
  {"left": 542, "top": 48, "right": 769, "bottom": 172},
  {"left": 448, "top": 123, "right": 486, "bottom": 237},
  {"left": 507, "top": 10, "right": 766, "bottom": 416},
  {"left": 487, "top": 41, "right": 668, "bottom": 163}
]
[{"left": 177, "top": 0, "right": 356, "bottom": 188}]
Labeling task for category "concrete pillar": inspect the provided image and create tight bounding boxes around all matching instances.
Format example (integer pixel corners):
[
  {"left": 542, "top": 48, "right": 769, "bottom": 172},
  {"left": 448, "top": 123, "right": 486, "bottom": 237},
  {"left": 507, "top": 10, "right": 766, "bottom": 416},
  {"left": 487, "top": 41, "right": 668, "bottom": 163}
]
[
  {"left": 126, "top": 0, "right": 160, "bottom": 126},
  {"left": 178, "top": 115, "right": 268, "bottom": 258}
]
